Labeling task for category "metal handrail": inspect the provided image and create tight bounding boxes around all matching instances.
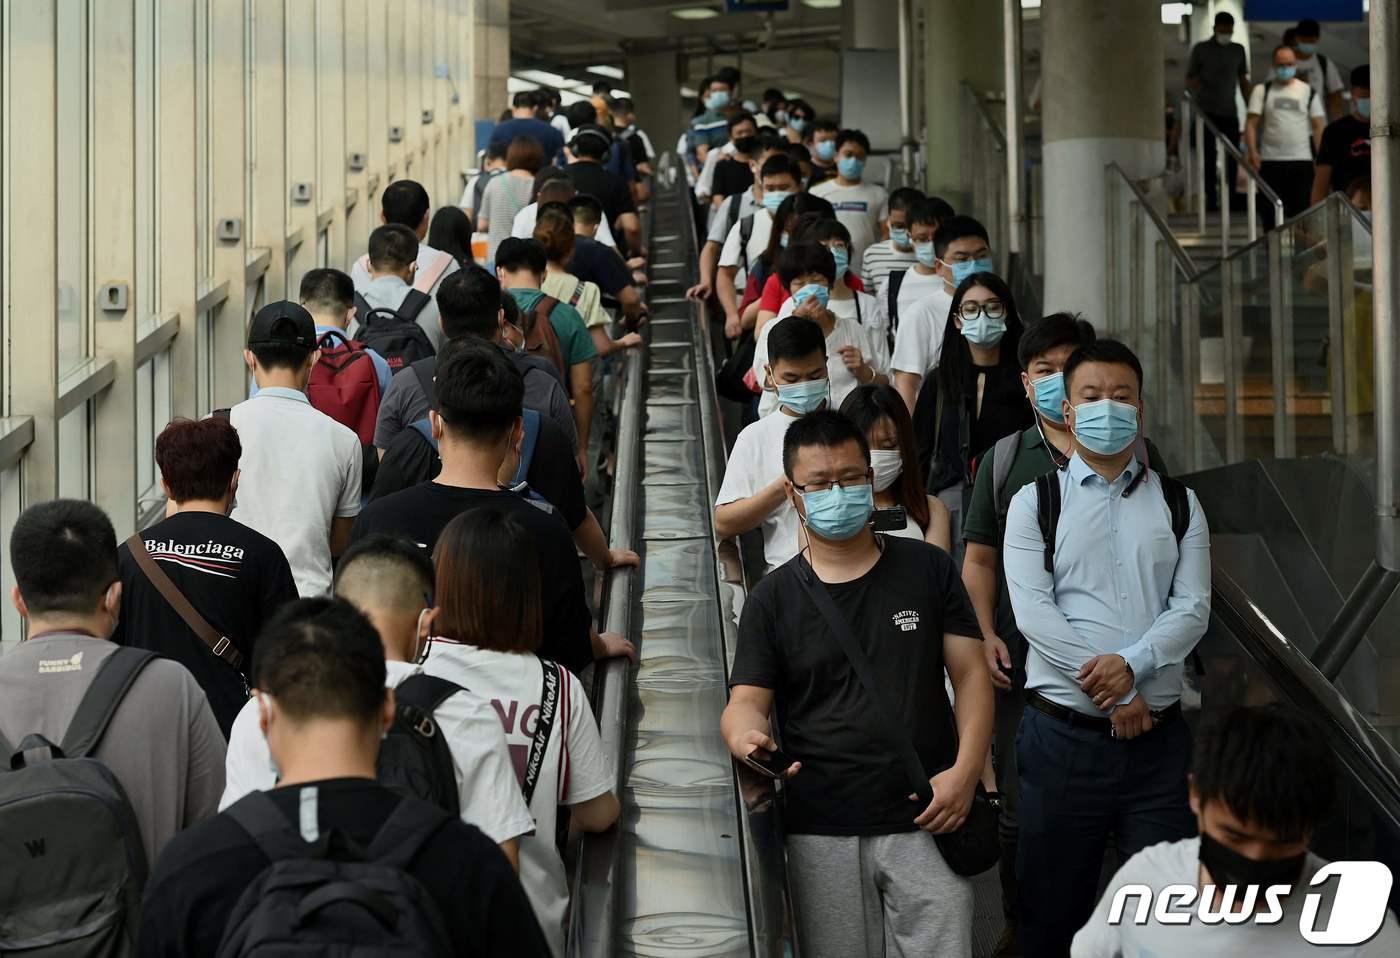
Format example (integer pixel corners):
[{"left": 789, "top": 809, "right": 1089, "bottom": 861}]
[
  {"left": 1183, "top": 90, "right": 1286, "bottom": 211},
  {"left": 1182, "top": 90, "right": 1285, "bottom": 254},
  {"left": 1106, "top": 162, "right": 1199, "bottom": 280},
  {"left": 968, "top": 85, "right": 1008, "bottom": 152}
]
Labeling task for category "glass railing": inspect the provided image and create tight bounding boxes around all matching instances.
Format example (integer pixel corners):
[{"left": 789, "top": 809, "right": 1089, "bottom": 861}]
[{"left": 1178, "top": 91, "right": 1285, "bottom": 255}]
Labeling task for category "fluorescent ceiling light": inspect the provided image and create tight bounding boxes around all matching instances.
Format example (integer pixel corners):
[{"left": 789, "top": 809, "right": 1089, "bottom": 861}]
[
  {"left": 507, "top": 76, "right": 540, "bottom": 92},
  {"left": 671, "top": 7, "right": 720, "bottom": 19},
  {"left": 680, "top": 85, "right": 698, "bottom": 98},
  {"left": 802, "top": 0, "right": 842, "bottom": 8},
  {"left": 1160, "top": 2, "right": 1192, "bottom": 24},
  {"left": 587, "top": 65, "right": 625, "bottom": 80},
  {"left": 516, "top": 69, "right": 571, "bottom": 87},
  {"left": 1021, "top": 0, "right": 1040, "bottom": 7},
  {"left": 609, "top": 89, "right": 631, "bottom": 98},
  {"left": 559, "top": 90, "right": 591, "bottom": 106}
]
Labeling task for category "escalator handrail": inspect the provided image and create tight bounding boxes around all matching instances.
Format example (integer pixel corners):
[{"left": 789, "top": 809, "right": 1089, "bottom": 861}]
[{"left": 1211, "top": 567, "right": 1400, "bottom": 827}]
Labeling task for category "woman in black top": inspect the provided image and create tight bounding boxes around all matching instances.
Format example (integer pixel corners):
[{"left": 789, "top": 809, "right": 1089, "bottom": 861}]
[{"left": 912, "top": 272, "right": 1033, "bottom": 561}]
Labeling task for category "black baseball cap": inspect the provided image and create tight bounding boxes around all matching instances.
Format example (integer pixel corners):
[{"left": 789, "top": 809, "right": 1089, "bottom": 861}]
[{"left": 248, "top": 301, "right": 316, "bottom": 349}]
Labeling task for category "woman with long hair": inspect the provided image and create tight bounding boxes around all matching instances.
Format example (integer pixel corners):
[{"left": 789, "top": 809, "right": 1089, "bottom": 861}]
[
  {"left": 912, "top": 271, "right": 1033, "bottom": 562},
  {"left": 840, "top": 384, "right": 952, "bottom": 551},
  {"left": 428, "top": 205, "right": 474, "bottom": 269}
]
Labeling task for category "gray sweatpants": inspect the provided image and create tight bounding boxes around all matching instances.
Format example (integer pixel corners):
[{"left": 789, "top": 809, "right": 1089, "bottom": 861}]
[{"left": 787, "top": 831, "right": 973, "bottom": 958}]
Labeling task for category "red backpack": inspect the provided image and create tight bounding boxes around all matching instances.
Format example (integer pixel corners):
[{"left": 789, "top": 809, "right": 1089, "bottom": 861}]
[{"left": 307, "top": 329, "right": 381, "bottom": 444}]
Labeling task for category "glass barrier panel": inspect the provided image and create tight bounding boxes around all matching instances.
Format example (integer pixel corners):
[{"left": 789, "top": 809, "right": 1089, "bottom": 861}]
[
  {"left": 1340, "top": 205, "right": 1376, "bottom": 467},
  {"left": 1230, "top": 238, "right": 1276, "bottom": 461},
  {"left": 1280, "top": 203, "right": 1334, "bottom": 458},
  {"left": 1191, "top": 261, "right": 1229, "bottom": 467}
]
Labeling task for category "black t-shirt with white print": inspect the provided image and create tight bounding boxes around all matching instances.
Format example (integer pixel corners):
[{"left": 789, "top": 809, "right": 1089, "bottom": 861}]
[
  {"left": 115, "top": 511, "right": 298, "bottom": 736},
  {"left": 728, "top": 535, "right": 982, "bottom": 836}
]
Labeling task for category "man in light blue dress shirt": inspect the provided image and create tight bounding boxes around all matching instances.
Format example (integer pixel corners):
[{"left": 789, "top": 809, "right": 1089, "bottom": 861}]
[{"left": 1003, "top": 339, "right": 1211, "bottom": 958}]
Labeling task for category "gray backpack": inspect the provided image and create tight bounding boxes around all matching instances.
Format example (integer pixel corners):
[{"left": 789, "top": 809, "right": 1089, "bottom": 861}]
[{"left": 0, "top": 647, "right": 158, "bottom": 957}]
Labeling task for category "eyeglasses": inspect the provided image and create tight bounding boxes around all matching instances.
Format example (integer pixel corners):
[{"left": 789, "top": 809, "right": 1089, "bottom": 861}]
[
  {"left": 959, "top": 300, "right": 1007, "bottom": 321},
  {"left": 792, "top": 473, "right": 872, "bottom": 494}
]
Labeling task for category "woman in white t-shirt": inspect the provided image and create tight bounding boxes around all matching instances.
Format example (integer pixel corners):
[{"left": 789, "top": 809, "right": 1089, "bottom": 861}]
[
  {"left": 751, "top": 241, "right": 889, "bottom": 417},
  {"left": 424, "top": 509, "right": 619, "bottom": 958},
  {"left": 840, "top": 383, "right": 951, "bottom": 550}
]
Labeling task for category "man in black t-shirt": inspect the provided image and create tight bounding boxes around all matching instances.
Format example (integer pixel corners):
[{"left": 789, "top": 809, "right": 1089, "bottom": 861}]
[
  {"left": 115, "top": 417, "right": 297, "bottom": 735},
  {"left": 568, "top": 193, "right": 646, "bottom": 325},
  {"left": 1312, "top": 64, "right": 1372, "bottom": 205},
  {"left": 723, "top": 410, "right": 992, "bottom": 958},
  {"left": 564, "top": 124, "right": 640, "bottom": 256},
  {"left": 350, "top": 339, "right": 634, "bottom": 675},
  {"left": 138, "top": 597, "right": 549, "bottom": 957}
]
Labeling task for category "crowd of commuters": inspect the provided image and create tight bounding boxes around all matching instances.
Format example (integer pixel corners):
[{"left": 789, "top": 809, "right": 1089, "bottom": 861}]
[{"left": 0, "top": 49, "right": 1393, "bottom": 958}]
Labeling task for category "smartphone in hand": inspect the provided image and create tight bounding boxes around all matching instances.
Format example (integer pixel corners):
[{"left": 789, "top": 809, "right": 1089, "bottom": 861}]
[
  {"left": 871, "top": 506, "right": 907, "bottom": 532},
  {"left": 741, "top": 746, "right": 798, "bottom": 779}
]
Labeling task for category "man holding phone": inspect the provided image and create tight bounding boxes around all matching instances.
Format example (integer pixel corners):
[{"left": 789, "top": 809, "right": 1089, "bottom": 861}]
[{"left": 722, "top": 410, "right": 992, "bottom": 958}]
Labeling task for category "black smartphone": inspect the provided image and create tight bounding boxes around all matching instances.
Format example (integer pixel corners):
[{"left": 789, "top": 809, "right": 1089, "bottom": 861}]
[
  {"left": 741, "top": 746, "right": 797, "bottom": 779},
  {"left": 871, "top": 506, "right": 907, "bottom": 532}
]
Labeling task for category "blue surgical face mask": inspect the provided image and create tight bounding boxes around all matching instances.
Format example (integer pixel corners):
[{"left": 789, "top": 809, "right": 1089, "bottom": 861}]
[
  {"left": 705, "top": 90, "right": 731, "bottom": 111},
  {"left": 789, "top": 117, "right": 808, "bottom": 134},
  {"left": 1275, "top": 65, "right": 1298, "bottom": 82},
  {"left": 890, "top": 227, "right": 911, "bottom": 249},
  {"left": 762, "top": 189, "right": 792, "bottom": 214},
  {"left": 815, "top": 139, "right": 836, "bottom": 162},
  {"left": 1071, "top": 398, "right": 1140, "bottom": 455},
  {"left": 1357, "top": 98, "right": 1372, "bottom": 119},
  {"left": 914, "top": 242, "right": 937, "bottom": 267},
  {"left": 960, "top": 314, "right": 1006, "bottom": 348},
  {"left": 773, "top": 376, "right": 829, "bottom": 414},
  {"left": 793, "top": 283, "right": 831, "bottom": 309},
  {"left": 1296, "top": 42, "right": 1317, "bottom": 56},
  {"left": 948, "top": 256, "right": 994, "bottom": 286},
  {"left": 829, "top": 246, "right": 850, "bottom": 278},
  {"left": 1031, "top": 372, "right": 1066, "bottom": 424},
  {"left": 837, "top": 155, "right": 865, "bottom": 180},
  {"left": 801, "top": 483, "right": 874, "bottom": 541}
]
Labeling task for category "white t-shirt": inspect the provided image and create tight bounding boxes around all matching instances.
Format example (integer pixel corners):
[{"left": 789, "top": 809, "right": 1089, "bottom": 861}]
[
  {"left": 808, "top": 179, "right": 889, "bottom": 272},
  {"left": 694, "top": 140, "right": 738, "bottom": 200},
  {"left": 228, "top": 389, "right": 361, "bottom": 597},
  {"left": 715, "top": 409, "right": 802, "bottom": 572},
  {"left": 754, "top": 297, "right": 889, "bottom": 418},
  {"left": 423, "top": 643, "right": 611, "bottom": 958},
  {"left": 1294, "top": 54, "right": 1345, "bottom": 100},
  {"left": 891, "top": 283, "right": 956, "bottom": 377},
  {"left": 718, "top": 210, "right": 773, "bottom": 291},
  {"left": 1247, "top": 79, "right": 1325, "bottom": 162},
  {"left": 889, "top": 268, "right": 948, "bottom": 325},
  {"left": 218, "top": 660, "right": 535, "bottom": 847},
  {"left": 1071, "top": 837, "right": 1400, "bottom": 958},
  {"left": 512, "top": 202, "right": 617, "bottom": 249}
]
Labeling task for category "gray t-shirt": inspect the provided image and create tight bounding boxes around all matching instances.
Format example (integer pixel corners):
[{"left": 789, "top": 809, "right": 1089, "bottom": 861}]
[
  {"left": 1187, "top": 39, "right": 1249, "bottom": 117},
  {"left": 0, "top": 634, "right": 226, "bottom": 867}
]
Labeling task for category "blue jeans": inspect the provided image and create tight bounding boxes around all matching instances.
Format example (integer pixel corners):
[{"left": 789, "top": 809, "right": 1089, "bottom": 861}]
[{"left": 1015, "top": 705, "right": 1195, "bottom": 958}]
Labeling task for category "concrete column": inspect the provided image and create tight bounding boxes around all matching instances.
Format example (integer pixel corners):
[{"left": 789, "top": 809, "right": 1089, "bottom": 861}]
[
  {"left": 1041, "top": 0, "right": 1164, "bottom": 321},
  {"left": 472, "top": 0, "right": 509, "bottom": 155},
  {"left": 922, "top": 0, "right": 1003, "bottom": 207},
  {"left": 845, "top": 0, "right": 899, "bottom": 50},
  {"left": 625, "top": 51, "right": 685, "bottom": 166}
]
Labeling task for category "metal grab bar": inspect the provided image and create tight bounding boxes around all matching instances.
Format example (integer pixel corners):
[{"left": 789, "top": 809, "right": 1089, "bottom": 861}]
[{"left": 1181, "top": 90, "right": 1285, "bottom": 253}]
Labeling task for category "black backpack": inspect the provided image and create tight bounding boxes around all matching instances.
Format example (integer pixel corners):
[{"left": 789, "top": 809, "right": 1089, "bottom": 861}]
[
  {"left": 376, "top": 674, "right": 463, "bottom": 816},
  {"left": 0, "top": 647, "right": 157, "bottom": 957},
  {"left": 885, "top": 268, "right": 907, "bottom": 353},
  {"left": 215, "top": 789, "right": 455, "bottom": 957},
  {"left": 353, "top": 292, "right": 436, "bottom": 374}
]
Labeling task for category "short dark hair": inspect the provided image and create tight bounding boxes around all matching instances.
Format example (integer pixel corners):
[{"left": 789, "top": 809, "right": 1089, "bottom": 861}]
[
  {"left": 570, "top": 124, "right": 611, "bottom": 159},
  {"left": 728, "top": 110, "right": 757, "bottom": 133},
  {"left": 334, "top": 534, "right": 435, "bottom": 616},
  {"left": 759, "top": 154, "right": 799, "bottom": 183},
  {"left": 1296, "top": 18, "right": 1321, "bottom": 38},
  {"left": 252, "top": 597, "right": 386, "bottom": 723},
  {"left": 512, "top": 90, "right": 537, "bottom": 109},
  {"left": 611, "top": 96, "right": 634, "bottom": 114},
  {"left": 381, "top": 180, "right": 430, "bottom": 229},
  {"left": 485, "top": 141, "right": 508, "bottom": 161},
  {"left": 299, "top": 268, "right": 355, "bottom": 315},
  {"left": 536, "top": 179, "right": 575, "bottom": 206},
  {"left": 11, "top": 500, "right": 118, "bottom": 616},
  {"left": 506, "top": 136, "right": 546, "bottom": 173},
  {"left": 1214, "top": 11, "right": 1234, "bottom": 27},
  {"left": 433, "top": 336, "right": 523, "bottom": 442},
  {"left": 157, "top": 418, "right": 242, "bottom": 503},
  {"left": 531, "top": 165, "right": 572, "bottom": 202},
  {"left": 933, "top": 214, "right": 990, "bottom": 260},
  {"left": 797, "top": 217, "right": 852, "bottom": 250},
  {"left": 249, "top": 341, "right": 313, "bottom": 372},
  {"left": 494, "top": 237, "right": 547, "bottom": 276},
  {"left": 569, "top": 193, "right": 604, "bottom": 226},
  {"left": 782, "top": 409, "right": 870, "bottom": 478},
  {"left": 835, "top": 129, "right": 871, "bottom": 153},
  {"left": 716, "top": 65, "right": 741, "bottom": 87},
  {"left": 436, "top": 267, "right": 501, "bottom": 341},
  {"left": 1352, "top": 64, "right": 1370, "bottom": 90},
  {"left": 1063, "top": 338, "right": 1144, "bottom": 393},
  {"left": 886, "top": 187, "right": 925, "bottom": 214},
  {"left": 1193, "top": 704, "right": 1335, "bottom": 841},
  {"left": 368, "top": 224, "right": 418, "bottom": 272},
  {"left": 767, "top": 315, "right": 827, "bottom": 365},
  {"left": 532, "top": 202, "right": 576, "bottom": 263},
  {"left": 813, "top": 119, "right": 839, "bottom": 136},
  {"left": 778, "top": 243, "right": 837, "bottom": 288},
  {"left": 566, "top": 101, "right": 598, "bottom": 128},
  {"left": 433, "top": 509, "right": 542, "bottom": 653},
  {"left": 910, "top": 197, "right": 954, "bottom": 230},
  {"left": 1017, "top": 311, "right": 1097, "bottom": 370}
]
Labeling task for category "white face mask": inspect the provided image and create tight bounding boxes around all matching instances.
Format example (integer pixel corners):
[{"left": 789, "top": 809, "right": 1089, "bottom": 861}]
[{"left": 870, "top": 449, "right": 904, "bottom": 492}]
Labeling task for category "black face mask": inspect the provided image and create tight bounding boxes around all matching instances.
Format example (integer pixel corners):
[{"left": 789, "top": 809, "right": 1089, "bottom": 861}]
[
  {"left": 1199, "top": 831, "right": 1307, "bottom": 889},
  {"left": 733, "top": 136, "right": 758, "bottom": 156}
]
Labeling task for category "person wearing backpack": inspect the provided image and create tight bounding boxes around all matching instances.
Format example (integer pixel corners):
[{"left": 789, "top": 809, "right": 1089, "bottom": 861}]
[
  {"left": 1, "top": 500, "right": 225, "bottom": 956},
  {"left": 1245, "top": 44, "right": 1325, "bottom": 228},
  {"left": 1002, "top": 339, "right": 1211, "bottom": 958},
  {"left": 352, "top": 224, "right": 441, "bottom": 366},
  {"left": 219, "top": 535, "right": 533, "bottom": 871},
  {"left": 138, "top": 596, "right": 549, "bottom": 958},
  {"left": 351, "top": 178, "right": 460, "bottom": 339},
  {"left": 424, "top": 509, "right": 621, "bottom": 957}
]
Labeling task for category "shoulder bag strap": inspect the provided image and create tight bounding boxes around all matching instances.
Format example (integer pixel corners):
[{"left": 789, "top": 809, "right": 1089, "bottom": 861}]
[
  {"left": 399, "top": 289, "right": 433, "bottom": 323},
  {"left": 226, "top": 788, "right": 321, "bottom": 861},
  {"left": 793, "top": 560, "right": 933, "bottom": 804},
  {"left": 366, "top": 795, "right": 453, "bottom": 869},
  {"left": 60, "top": 647, "right": 159, "bottom": 759},
  {"left": 521, "top": 658, "right": 561, "bottom": 806},
  {"left": 513, "top": 408, "right": 541, "bottom": 486},
  {"left": 125, "top": 533, "right": 244, "bottom": 673},
  {"left": 1034, "top": 473, "right": 1061, "bottom": 574},
  {"left": 395, "top": 673, "right": 465, "bottom": 714},
  {"left": 411, "top": 358, "right": 437, "bottom": 407},
  {"left": 414, "top": 251, "right": 454, "bottom": 293},
  {"left": 990, "top": 431, "right": 1022, "bottom": 519}
]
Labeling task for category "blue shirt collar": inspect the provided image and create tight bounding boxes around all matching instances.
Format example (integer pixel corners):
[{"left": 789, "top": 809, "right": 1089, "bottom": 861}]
[
  {"left": 255, "top": 386, "right": 310, "bottom": 404},
  {"left": 1067, "top": 451, "right": 1140, "bottom": 487}
]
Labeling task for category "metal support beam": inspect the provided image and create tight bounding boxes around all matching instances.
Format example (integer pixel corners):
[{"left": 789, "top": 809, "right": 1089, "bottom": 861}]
[
  {"left": 1003, "top": 0, "right": 1024, "bottom": 255},
  {"left": 1373, "top": 0, "right": 1400, "bottom": 570},
  {"left": 897, "top": 0, "right": 916, "bottom": 185},
  {"left": 1312, "top": 563, "right": 1400, "bottom": 680}
]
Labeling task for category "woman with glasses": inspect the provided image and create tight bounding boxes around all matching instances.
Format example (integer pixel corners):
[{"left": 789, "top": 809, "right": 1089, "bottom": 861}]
[
  {"left": 840, "top": 384, "right": 952, "bottom": 550},
  {"left": 911, "top": 272, "right": 1033, "bottom": 563}
]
